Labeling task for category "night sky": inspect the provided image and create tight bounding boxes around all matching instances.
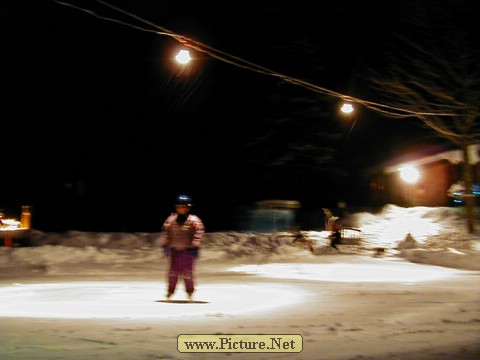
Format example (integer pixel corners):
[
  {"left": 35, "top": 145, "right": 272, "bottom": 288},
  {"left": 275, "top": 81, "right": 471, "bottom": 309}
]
[{"left": 1, "top": 0, "right": 458, "bottom": 232}]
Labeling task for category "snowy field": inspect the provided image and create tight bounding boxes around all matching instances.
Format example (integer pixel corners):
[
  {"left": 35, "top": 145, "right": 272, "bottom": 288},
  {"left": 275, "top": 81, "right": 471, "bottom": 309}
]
[{"left": 1, "top": 205, "right": 480, "bottom": 359}]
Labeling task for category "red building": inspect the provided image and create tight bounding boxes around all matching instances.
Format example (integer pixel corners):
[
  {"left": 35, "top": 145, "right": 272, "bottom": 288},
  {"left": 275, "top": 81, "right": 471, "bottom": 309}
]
[{"left": 369, "top": 144, "right": 480, "bottom": 207}]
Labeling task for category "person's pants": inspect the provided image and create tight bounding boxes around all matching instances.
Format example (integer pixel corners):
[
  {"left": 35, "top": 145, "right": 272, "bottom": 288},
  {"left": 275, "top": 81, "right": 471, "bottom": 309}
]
[{"left": 167, "top": 249, "right": 196, "bottom": 295}]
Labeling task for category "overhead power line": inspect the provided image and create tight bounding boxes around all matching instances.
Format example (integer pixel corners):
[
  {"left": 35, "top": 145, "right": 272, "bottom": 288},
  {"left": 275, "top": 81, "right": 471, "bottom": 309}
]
[{"left": 54, "top": 0, "right": 456, "bottom": 119}]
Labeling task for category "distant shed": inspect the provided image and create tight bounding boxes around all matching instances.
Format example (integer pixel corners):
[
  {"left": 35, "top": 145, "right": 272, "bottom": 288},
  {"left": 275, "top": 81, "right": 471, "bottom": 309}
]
[{"left": 247, "top": 199, "right": 301, "bottom": 232}]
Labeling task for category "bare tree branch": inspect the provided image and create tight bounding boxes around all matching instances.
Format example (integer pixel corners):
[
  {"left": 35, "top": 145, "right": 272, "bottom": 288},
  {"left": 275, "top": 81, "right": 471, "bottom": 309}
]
[{"left": 358, "top": 0, "right": 480, "bottom": 232}]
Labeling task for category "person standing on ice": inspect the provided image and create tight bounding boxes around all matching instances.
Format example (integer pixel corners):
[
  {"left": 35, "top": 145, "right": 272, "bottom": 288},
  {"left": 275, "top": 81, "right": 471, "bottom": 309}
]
[{"left": 160, "top": 195, "right": 205, "bottom": 301}]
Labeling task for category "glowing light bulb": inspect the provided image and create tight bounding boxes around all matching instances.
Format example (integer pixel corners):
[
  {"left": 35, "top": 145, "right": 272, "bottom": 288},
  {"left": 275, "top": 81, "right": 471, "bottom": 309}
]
[
  {"left": 400, "top": 166, "right": 420, "bottom": 183},
  {"left": 341, "top": 102, "right": 354, "bottom": 114},
  {"left": 175, "top": 49, "right": 191, "bottom": 64}
]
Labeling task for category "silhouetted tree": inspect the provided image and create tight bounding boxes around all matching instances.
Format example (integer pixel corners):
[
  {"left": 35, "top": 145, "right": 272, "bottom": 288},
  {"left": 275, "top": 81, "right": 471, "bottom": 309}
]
[
  {"left": 358, "top": 0, "right": 480, "bottom": 233},
  {"left": 245, "top": 39, "right": 349, "bottom": 207}
]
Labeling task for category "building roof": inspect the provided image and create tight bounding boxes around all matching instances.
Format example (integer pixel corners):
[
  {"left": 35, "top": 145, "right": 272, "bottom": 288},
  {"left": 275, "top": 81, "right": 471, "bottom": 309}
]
[
  {"left": 375, "top": 143, "right": 480, "bottom": 175},
  {"left": 255, "top": 200, "right": 301, "bottom": 209}
]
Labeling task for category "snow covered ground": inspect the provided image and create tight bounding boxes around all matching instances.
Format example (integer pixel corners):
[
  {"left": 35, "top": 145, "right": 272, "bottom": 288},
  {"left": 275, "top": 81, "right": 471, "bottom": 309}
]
[{"left": 1, "top": 205, "right": 480, "bottom": 359}]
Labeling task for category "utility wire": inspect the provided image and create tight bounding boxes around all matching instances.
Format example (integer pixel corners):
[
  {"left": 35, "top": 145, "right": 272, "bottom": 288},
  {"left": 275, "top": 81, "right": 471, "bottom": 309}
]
[{"left": 54, "top": 0, "right": 456, "bottom": 119}]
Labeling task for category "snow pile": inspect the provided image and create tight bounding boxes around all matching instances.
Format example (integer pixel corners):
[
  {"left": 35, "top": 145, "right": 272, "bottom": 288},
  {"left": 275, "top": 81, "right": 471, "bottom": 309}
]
[{"left": 1, "top": 205, "right": 480, "bottom": 273}]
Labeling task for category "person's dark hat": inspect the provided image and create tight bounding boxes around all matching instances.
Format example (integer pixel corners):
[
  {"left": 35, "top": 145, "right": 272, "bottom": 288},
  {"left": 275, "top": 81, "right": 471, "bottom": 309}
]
[{"left": 174, "top": 194, "right": 193, "bottom": 207}]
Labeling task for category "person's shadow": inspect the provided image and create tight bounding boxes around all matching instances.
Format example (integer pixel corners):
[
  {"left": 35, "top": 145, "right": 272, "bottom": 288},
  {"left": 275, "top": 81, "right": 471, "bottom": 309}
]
[{"left": 155, "top": 299, "right": 209, "bottom": 304}]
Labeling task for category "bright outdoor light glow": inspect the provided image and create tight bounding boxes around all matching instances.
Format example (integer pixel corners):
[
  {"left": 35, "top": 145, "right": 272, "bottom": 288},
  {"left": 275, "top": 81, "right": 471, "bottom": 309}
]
[
  {"left": 175, "top": 49, "right": 192, "bottom": 64},
  {"left": 400, "top": 166, "right": 420, "bottom": 183},
  {"left": 341, "top": 102, "right": 354, "bottom": 113}
]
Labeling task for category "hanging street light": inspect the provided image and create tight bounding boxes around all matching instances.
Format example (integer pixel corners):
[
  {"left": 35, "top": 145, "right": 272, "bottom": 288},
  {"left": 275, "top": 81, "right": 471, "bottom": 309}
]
[
  {"left": 341, "top": 102, "right": 354, "bottom": 114},
  {"left": 175, "top": 49, "right": 192, "bottom": 64}
]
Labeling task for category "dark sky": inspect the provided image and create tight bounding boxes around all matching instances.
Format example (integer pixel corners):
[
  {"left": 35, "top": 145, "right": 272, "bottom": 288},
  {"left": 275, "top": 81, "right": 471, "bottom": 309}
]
[{"left": 1, "top": 0, "right": 452, "bottom": 232}]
